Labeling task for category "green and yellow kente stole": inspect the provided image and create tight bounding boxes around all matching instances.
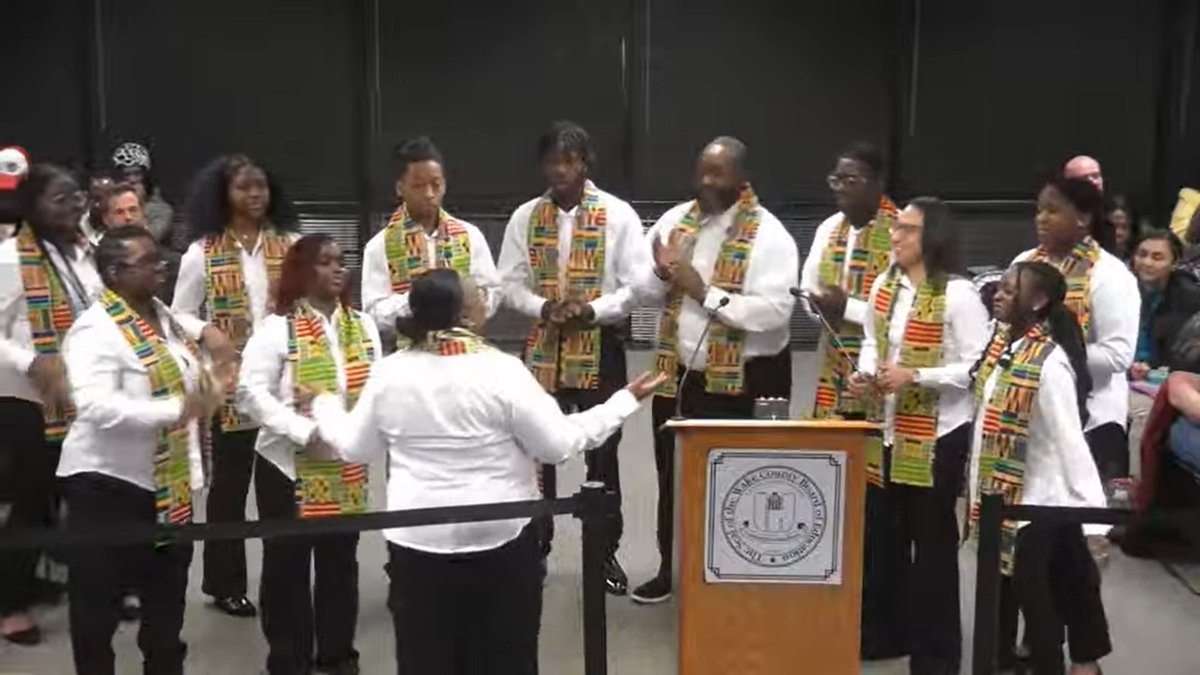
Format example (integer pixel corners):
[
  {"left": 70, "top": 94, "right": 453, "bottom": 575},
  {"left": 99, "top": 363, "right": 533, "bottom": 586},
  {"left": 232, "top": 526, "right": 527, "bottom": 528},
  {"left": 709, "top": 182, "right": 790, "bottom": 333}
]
[
  {"left": 416, "top": 326, "right": 496, "bottom": 356},
  {"left": 383, "top": 206, "right": 472, "bottom": 293},
  {"left": 653, "top": 186, "right": 761, "bottom": 397},
  {"left": 203, "top": 229, "right": 290, "bottom": 432},
  {"left": 523, "top": 182, "right": 606, "bottom": 392},
  {"left": 17, "top": 226, "right": 78, "bottom": 441},
  {"left": 101, "top": 289, "right": 198, "bottom": 525},
  {"left": 812, "top": 197, "right": 897, "bottom": 419},
  {"left": 288, "top": 303, "right": 376, "bottom": 518},
  {"left": 971, "top": 323, "right": 1056, "bottom": 575},
  {"left": 1029, "top": 237, "right": 1100, "bottom": 336},
  {"left": 866, "top": 269, "right": 946, "bottom": 487}
]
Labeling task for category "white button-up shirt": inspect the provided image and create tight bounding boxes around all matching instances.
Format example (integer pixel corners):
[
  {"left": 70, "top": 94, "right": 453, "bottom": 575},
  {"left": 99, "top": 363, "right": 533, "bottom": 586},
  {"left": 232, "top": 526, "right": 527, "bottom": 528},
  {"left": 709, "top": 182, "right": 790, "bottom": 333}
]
[
  {"left": 236, "top": 308, "right": 382, "bottom": 480},
  {"left": 800, "top": 211, "right": 895, "bottom": 327},
  {"left": 172, "top": 231, "right": 301, "bottom": 338},
  {"left": 0, "top": 235, "right": 103, "bottom": 404},
  {"left": 968, "top": 338, "right": 1108, "bottom": 533},
  {"left": 310, "top": 346, "right": 638, "bottom": 554},
  {"left": 859, "top": 274, "right": 991, "bottom": 444},
  {"left": 1012, "top": 247, "right": 1140, "bottom": 432},
  {"left": 57, "top": 299, "right": 205, "bottom": 492},
  {"left": 361, "top": 218, "right": 500, "bottom": 331},
  {"left": 498, "top": 186, "right": 653, "bottom": 325},
  {"left": 642, "top": 201, "right": 798, "bottom": 368}
]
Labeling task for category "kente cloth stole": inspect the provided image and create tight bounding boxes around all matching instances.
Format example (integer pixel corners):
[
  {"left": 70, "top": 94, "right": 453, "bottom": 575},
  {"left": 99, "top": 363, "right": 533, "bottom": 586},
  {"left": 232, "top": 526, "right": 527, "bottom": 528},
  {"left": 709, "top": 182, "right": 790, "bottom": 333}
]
[
  {"left": 203, "top": 229, "right": 289, "bottom": 432},
  {"left": 288, "top": 303, "right": 376, "bottom": 518},
  {"left": 523, "top": 182, "right": 606, "bottom": 392},
  {"left": 383, "top": 207, "right": 472, "bottom": 294},
  {"left": 1029, "top": 238, "right": 1100, "bottom": 336},
  {"left": 970, "top": 323, "right": 1056, "bottom": 576},
  {"left": 17, "top": 226, "right": 77, "bottom": 441},
  {"left": 812, "top": 197, "right": 898, "bottom": 419},
  {"left": 653, "top": 186, "right": 761, "bottom": 397},
  {"left": 865, "top": 270, "right": 946, "bottom": 488},
  {"left": 100, "top": 289, "right": 198, "bottom": 526},
  {"left": 417, "top": 327, "right": 497, "bottom": 356}
]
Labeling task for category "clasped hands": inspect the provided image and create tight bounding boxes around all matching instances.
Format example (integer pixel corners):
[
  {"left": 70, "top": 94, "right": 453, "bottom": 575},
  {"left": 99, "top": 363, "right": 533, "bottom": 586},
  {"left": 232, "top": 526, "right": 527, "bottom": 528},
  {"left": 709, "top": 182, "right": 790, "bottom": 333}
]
[
  {"left": 541, "top": 294, "right": 596, "bottom": 329},
  {"left": 846, "top": 363, "right": 917, "bottom": 398}
]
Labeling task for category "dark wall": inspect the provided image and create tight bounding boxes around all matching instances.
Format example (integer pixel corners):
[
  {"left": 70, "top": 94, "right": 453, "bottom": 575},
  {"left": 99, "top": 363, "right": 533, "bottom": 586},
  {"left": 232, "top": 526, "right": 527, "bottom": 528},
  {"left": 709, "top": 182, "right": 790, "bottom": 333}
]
[{"left": 1, "top": 0, "right": 1194, "bottom": 225}]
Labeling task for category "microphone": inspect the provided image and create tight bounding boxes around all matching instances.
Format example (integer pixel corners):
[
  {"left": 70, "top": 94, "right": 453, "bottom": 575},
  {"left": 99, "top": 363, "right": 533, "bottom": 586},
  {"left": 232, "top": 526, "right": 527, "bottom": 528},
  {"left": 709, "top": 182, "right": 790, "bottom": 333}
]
[
  {"left": 673, "top": 295, "right": 731, "bottom": 420},
  {"left": 791, "top": 287, "right": 858, "bottom": 373}
]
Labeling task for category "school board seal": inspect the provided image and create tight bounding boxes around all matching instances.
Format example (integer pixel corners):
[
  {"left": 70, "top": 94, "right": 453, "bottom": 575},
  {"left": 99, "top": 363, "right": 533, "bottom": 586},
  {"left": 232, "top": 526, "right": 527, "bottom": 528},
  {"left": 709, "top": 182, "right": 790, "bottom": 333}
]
[{"left": 720, "top": 465, "right": 827, "bottom": 567}]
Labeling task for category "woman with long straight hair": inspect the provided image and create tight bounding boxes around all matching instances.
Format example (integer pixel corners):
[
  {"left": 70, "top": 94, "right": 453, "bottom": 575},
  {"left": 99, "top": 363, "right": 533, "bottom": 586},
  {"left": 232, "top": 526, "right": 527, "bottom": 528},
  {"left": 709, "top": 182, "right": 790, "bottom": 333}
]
[
  {"left": 238, "top": 234, "right": 380, "bottom": 675},
  {"left": 971, "top": 261, "right": 1111, "bottom": 675},
  {"left": 848, "top": 197, "right": 990, "bottom": 672}
]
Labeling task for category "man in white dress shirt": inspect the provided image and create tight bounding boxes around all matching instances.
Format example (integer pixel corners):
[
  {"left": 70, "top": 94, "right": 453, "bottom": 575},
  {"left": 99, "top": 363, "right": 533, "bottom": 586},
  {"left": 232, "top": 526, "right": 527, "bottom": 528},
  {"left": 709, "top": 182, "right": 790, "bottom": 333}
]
[
  {"left": 361, "top": 136, "right": 500, "bottom": 346},
  {"left": 633, "top": 137, "right": 798, "bottom": 604},
  {"left": 497, "top": 121, "right": 654, "bottom": 595}
]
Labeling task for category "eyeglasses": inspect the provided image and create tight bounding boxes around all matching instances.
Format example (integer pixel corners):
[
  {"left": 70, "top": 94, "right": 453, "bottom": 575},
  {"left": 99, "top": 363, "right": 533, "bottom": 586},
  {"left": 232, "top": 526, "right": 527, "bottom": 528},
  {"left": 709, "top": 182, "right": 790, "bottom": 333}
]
[
  {"left": 118, "top": 258, "right": 167, "bottom": 272},
  {"left": 826, "top": 174, "right": 866, "bottom": 190},
  {"left": 49, "top": 191, "right": 87, "bottom": 209}
]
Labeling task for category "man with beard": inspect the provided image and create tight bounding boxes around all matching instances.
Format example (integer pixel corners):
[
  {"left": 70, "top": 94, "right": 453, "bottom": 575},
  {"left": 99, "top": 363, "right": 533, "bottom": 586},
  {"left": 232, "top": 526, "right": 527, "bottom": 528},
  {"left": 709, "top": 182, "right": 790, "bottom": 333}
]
[{"left": 631, "top": 136, "right": 797, "bottom": 604}]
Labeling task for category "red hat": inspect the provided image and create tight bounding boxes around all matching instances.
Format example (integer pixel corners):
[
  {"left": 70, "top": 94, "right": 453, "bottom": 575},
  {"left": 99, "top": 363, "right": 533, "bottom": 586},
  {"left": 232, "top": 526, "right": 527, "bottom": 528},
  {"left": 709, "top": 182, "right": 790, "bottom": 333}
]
[{"left": 0, "top": 146, "right": 30, "bottom": 191}]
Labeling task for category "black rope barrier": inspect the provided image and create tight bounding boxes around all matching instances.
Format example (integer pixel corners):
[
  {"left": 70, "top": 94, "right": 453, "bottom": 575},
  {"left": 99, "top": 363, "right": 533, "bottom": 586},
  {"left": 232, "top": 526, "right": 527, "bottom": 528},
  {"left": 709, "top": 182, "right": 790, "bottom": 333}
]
[
  {"left": 971, "top": 493, "right": 1133, "bottom": 675},
  {"left": 0, "top": 481, "right": 617, "bottom": 675}
]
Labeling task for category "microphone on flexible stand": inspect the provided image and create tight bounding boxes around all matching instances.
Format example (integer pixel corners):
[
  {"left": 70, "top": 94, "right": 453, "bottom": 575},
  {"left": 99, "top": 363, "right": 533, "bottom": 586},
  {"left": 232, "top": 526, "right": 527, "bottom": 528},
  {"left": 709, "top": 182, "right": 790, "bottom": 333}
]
[
  {"left": 672, "top": 295, "right": 731, "bottom": 421},
  {"left": 790, "top": 287, "right": 859, "bottom": 373}
]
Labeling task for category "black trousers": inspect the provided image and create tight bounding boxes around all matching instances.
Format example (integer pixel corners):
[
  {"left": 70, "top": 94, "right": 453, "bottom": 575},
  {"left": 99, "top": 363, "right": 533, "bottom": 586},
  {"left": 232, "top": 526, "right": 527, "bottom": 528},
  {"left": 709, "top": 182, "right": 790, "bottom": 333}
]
[
  {"left": 537, "top": 327, "right": 627, "bottom": 557},
  {"left": 63, "top": 473, "right": 192, "bottom": 675},
  {"left": 201, "top": 425, "right": 258, "bottom": 598},
  {"left": 648, "top": 349, "right": 792, "bottom": 577},
  {"left": 0, "top": 398, "right": 56, "bottom": 615},
  {"left": 387, "top": 524, "right": 544, "bottom": 675},
  {"left": 1085, "top": 421, "right": 1128, "bottom": 484},
  {"left": 256, "top": 460, "right": 360, "bottom": 675},
  {"left": 861, "top": 424, "right": 970, "bottom": 672},
  {"left": 998, "top": 522, "right": 1112, "bottom": 674}
]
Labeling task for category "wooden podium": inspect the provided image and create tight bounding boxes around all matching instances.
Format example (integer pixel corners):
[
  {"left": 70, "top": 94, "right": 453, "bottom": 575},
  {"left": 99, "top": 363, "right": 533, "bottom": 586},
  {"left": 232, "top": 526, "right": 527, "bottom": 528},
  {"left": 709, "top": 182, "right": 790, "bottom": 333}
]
[{"left": 664, "top": 419, "right": 877, "bottom": 675}]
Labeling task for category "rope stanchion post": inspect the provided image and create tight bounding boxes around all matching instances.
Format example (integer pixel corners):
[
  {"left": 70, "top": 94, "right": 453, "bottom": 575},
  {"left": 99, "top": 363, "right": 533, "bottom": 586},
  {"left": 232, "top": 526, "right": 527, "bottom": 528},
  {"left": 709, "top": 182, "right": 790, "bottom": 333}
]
[
  {"left": 972, "top": 493, "right": 1004, "bottom": 675},
  {"left": 576, "top": 480, "right": 611, "bottom": 675}
]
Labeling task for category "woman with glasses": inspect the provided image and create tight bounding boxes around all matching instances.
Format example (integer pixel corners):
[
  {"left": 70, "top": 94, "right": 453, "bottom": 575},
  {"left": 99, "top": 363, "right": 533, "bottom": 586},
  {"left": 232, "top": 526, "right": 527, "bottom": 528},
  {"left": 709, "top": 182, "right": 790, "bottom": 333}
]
[
  {"left": 0, "top": 164, "right": 101, "bottom": 645},
  {"left": 57, "top": 226, "right": 222, "bottom": 674}
]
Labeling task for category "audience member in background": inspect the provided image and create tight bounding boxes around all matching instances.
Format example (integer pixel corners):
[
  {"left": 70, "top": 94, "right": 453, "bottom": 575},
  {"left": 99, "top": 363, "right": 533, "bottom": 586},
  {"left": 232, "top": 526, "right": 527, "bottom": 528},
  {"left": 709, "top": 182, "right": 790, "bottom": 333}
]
[
  {"left": 972, "top": 262, "right": 1110, "bottom": 675},
  {"left": 1064, "top": 155, "right": 1104, "bottom": 193},
  {"left": 111, "top": 142, "right": 174, "bottom": 246},
  {"left": 1129, "top": 231, "right": 1200, "bottom": 380},
  {"left": 848, "top": 197, "right": 989, "bottom": 674},
  {"left": 307, "top": 268, "right": 665, "bottom": 674},
  {"left": 497, "top": 121, "right": 653, "bottom": 593},
  {"left": 361, "top": 135, "right": 499, "bottom": 349},
  {"left": 80, "top": 173, "right": 114, "bottom": 246},
  {"left": 238, "top": 234, "right": 380, "bottom": 675},
  {"left": 57, "top": 226, "right": 220, "bottom": 675},
  {"left": 0, "top": 164, "right": 101, "bottom": 645},
  {"left": 637, "top": 137, "right": 798, "bottom": 605},
  {"left": 98, "top": 183, "right": 180, "bottom": 304},
  {"left": 0, "top": 146, "right": 29, "bottom": 238},
  {"left": 1104, "top": 194, "right": 1139, "bottom": 262},
  {"left": 1014, "top": 175, "right": 1138, "bottom": 484},
  {"left": 173, "top": 154, "right": 299, "bottom": 618},
  {"left": 1179, "top": 208, "right": 1200, "bottom": 280}
]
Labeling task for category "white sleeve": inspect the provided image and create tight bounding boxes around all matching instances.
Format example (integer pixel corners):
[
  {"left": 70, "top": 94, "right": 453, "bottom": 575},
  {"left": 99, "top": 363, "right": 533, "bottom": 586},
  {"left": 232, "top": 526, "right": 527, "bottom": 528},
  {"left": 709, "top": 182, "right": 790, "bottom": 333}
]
[
  {"left": 466, "top": 224, "right": 502, "bottom": 319},
  {"left": 843, "top": 297, "right": 869, "bottom": 327},
  {"left": 361, "top": 230, "right": 409, "bottom": 331},
  {"left": 858, "top": 275, "right": 883, "bottom": 376},
  {"left": 170, "top": 242, "right": 208, "bottom": 333},
  {"left": 1036, "top": 355, "right": 1107, "bottom": 511},
  {"left": 361, "top": 312, "right": 384, "bottom": 360},
  {"left": 311, "top": 364, "right": 389, "bottom": 465},
  {"left": 64, "top": 316, "right": 183, "bottom": 430},
  {"left": 235, "top": 317, "right": 315, "bottom": 447},
  {"left": 506, "top": 358, "right": 639, "bottom": 464},
  {"left": 800, "top": 215, "right": 867, "bottom": 325},
  {"left": 1085, "top": 262, "right": 1139, "bottom": 379},
  {"left": 636, "top": 212, "right": 675, "bottom": 306},
  {"left": 497, "top": 203, "right": 548, "bottom": 320},
  {"left": 589, "top": 202, "right": 649, "bottom": 324},
  {"left": 917, "top": 280, "right": 991, "bottom": 390},
  {"left": 0, "top": 268, "right": 37, "bottom": 373},
  {"left": 702, "top": 213, "right": 798, "bottom": 332}
]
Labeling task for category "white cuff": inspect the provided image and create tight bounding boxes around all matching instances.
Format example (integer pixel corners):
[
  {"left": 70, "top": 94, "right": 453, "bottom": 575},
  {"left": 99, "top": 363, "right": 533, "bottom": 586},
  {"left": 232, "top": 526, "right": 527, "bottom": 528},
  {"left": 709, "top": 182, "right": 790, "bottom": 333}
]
[{"left": 703, "top": 287, "right": 731, "bottom": 312}]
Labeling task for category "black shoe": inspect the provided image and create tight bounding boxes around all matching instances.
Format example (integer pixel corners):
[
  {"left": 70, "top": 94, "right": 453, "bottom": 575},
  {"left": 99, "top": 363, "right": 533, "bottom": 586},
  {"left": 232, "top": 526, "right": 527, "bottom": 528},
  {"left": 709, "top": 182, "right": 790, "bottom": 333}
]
[
  {"left": 211, "top": 595, "right": 257, "bottom": 617},
  {"left": 2, "top": 626, "right": 42, "bottom": 646},
  {"left": 315, "top": 659, "right": 360, "bottom": 675},
  {"left": 630, "top": 574, "right": 672, "bottom": 604},
  {"left": 604, "top": 556, "right": 628, "bottom": 596},
  {"left": 120, "top": 595, "right": 140, "bottom": 622}
]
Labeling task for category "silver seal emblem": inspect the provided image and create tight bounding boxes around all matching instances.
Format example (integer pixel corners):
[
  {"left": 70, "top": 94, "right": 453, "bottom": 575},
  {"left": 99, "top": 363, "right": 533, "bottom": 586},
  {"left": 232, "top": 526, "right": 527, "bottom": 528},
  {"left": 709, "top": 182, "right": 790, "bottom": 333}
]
[{"left": 719, "top": 465, "right": 827, "bottom": 567}]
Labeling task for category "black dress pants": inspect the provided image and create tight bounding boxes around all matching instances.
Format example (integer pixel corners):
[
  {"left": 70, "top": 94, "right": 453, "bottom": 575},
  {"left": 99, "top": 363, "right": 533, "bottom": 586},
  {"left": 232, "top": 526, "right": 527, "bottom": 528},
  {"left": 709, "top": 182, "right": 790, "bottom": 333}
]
[
  {"left": 1085, "top": 421, "right": 1128, "bottom": 484},
  {"left": 861, "top": 424, "right": 970, "bottom": 672},
  {"left": 256, "top": 460, "right": 360, "bottom": 675},
  {"left": 648, "top": 349, "right": 792, "bottom": 578},
  {"left": 63, "top": 473, "right": 192, "bottom": 675},
  {"left": 536, "top": 327, "right": 627, "bottom": 557},
  {"left": 201, "top": 425, "right": 257, "bottom": 598},
  {"left": 387, "top": 524, "right": 544, "bottom": 674},
  {"left": 0, "top": 398, "right": 55, "bottom": 615}
]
